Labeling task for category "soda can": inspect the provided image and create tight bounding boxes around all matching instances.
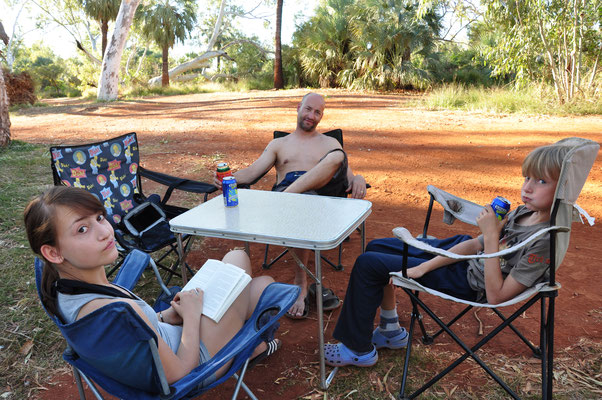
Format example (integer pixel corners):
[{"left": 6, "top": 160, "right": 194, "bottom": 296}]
[
  {"left": 216, "top": 162, "right": 232, "bottom": 183},
  {"left": 222, "top": 176, "right": 239, "bottom": 207},
  {"left": 491, "top": 196, "right": 511, "bottom": 220}
]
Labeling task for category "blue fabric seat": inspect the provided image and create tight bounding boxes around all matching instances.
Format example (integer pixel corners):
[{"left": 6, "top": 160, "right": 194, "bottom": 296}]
[{"left": 34, "top": 252, "right": 300, "bottom": 399}]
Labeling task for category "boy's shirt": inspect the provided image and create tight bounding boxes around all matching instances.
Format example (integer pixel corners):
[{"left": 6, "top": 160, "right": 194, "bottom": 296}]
[{"left": 466, "top": 205, "right": 551, "bottom": 300}]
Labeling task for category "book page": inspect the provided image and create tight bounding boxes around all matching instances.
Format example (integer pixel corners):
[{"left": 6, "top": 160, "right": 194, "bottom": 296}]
[{"left": 181, "top": 259, "right": 251, "bottom": 322}]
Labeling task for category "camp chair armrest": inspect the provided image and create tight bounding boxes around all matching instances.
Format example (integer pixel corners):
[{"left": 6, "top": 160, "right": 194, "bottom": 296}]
[
  {"left": 393, "top": 225, "right": 570, "bottom": 263},
  {"left": 170, "top": 283, "right": 300, "bottom": 394},
  {"left": 139, "top": 166, "right": 217, "bottom": 203},
  {"left": 427, "top": 185, "right": 484, "bottom": 226}
]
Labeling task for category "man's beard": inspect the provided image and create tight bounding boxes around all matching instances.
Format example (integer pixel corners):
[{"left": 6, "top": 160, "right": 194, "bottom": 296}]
[{"left": 298, "top": 116, "right": 317, "bottom": 132}]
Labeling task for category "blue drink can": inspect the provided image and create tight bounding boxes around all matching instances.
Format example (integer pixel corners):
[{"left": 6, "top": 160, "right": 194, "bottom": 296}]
[
  {"left": 491, "top": 196, "right": 511, "bottom": 220},
  {"left": 222, "top": 176, "right": 239, "bottom": 207}
]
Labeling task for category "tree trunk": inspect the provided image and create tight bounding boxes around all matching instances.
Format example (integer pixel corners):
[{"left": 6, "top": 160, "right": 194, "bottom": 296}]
[
  {"left": 0, "top": 69, "right": 11, "bottom": 148},
  {"left": 101, "top": 19, "right": 109, "bottom": 58},
  {"left": 273, "top": 0, "right": 284, "bottom": 89},
  {"left": 162, "top": 45, "right": 169, "bottom": 87},
  {"left": 148, "top": 50, "right": 230, "bottom": 86},
  {"left": 98, "top": 0, "right": 141, "bottom": 101}
]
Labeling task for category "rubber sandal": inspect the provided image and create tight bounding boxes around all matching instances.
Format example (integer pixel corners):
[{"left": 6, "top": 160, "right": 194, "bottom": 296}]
[
  {"left": 309, "top": 283, "right": 341, "bottom": 311},
  {"left": 286, "top": 296, "right": 309, "bottom": 319},
  {"left": 372, "top": 327, "right": 408, "bottom": 350},
  {"left": 324, "top": 343, "right": 378, "bottom": 367},
  {"left": 249, "top": 339, "right": 281, "bottom": 369}
]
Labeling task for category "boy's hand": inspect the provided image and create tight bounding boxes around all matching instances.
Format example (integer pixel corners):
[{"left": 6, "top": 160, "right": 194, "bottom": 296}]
[
  {"left": 406, "top": 263, "right": 427, "bottom": 279},
  {"left": 477, "top": 205, "right": 506, "bottom": 238}
]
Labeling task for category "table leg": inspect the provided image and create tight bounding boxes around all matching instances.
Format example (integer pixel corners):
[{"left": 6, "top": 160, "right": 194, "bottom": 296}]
[
  {"left": 315, "top": 250, "right": 328, "bottom": 390},
  {"left": 176, "top": 233, "right": 189, "bottom": 285},
  {"left": 361, "top": 221, "right": 366, "bottom": 252}
]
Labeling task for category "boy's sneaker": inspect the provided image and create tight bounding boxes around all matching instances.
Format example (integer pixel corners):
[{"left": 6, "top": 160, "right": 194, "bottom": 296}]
[{"left": 372, "top": 327, "right": 408, "bottom": 350}]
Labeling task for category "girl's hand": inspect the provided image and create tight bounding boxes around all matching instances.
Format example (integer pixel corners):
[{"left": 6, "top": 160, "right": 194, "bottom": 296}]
[
  {"left": 171, "top": 289, "right": 203, "bottom": 322},
  {"left": 477, "top": 205, "right": 506, "bottom": 238}
]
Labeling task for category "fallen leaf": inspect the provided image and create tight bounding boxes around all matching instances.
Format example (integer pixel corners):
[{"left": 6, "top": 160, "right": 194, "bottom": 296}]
[{"left": 19, "top": 340, "right": 34, "bottom": 356}]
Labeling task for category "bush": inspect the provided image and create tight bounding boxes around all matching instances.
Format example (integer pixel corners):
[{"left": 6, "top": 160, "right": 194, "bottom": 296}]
[{"left": 3, "top": 69, "right": 36, "bottom": 105}]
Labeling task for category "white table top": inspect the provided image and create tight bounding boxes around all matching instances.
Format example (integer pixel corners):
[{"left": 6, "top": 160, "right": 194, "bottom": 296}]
[{"left": 170, "top": 189, "right": 372, "bottom": 249}]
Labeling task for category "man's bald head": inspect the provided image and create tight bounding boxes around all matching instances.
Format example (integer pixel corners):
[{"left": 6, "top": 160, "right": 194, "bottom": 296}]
[{"left": 297, "top": 93, "right": 325, "bottom": 132}]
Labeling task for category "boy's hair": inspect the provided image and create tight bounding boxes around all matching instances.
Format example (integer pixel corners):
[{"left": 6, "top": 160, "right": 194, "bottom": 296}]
[{"left": 522, "top": 144, "right": 569, "bottom": 182}]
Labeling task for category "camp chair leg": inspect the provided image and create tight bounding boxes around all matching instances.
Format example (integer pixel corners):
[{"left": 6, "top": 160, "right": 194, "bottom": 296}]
[
  {"left": 232, "top": 359, "right": 258, "bottom": 400},
  {"left": 73, "top": 367, "right": 105, "bottom": 400},
  {"left": 72, "top": 367, "right": 88, "bottom": 400},
  {"left": 262, "top": 245, "right": 289, "bottom": 269},
  {"left": 492, "top": 308, "right": 541, "bottom": 357},
  {"left": 540, "top": 293, "right": 556, "bottom": 400},
  {"left": 263, "top": 245, "right": 344, "bottom": 271},
  {"left": 399, "top": 292, "right": 422, "bottom": 399},
  {"left": 428, "top": 304, "right": 472, "bottom": 343},
  {"left": 401, "top": 289, "right": 545, "bottom": 399}
]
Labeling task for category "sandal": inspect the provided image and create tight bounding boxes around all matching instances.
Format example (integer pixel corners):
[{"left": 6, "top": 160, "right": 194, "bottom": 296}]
[
  {"left": 249, "top": 339, "right": 281, "bottom": 369},
  {"left": 286, "top": 295, "right": 309, "bottom": 319},
  {"left": 324, "top": 343, "right": 378, "bottom": 367},
  {"left": 308, "top": 283, "right": 341, "bottom": 311},
  {"left": 372, "top": 327, "right": 408, "bottom": 350}
]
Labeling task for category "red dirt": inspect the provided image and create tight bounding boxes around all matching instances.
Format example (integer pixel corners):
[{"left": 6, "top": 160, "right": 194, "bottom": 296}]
[{"left": 12, "top": 89, "right": 602, "bottom": 399}]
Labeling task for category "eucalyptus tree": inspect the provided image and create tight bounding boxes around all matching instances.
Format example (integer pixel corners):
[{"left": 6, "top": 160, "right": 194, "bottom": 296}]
[
  {"left": 136, "top": 0, "right": 197, "bottom": 87},
  {"left": 0, "top": 20, "right": 10, "bottom": 148},
  {"left": 98, "top": 0, "right": 141, "bottom": 100},
  {"left": 81, "top": 0, "right": 121, "bottom": 57},
  {"left": 480, "top": 0, "right": 601, "bottom": 102}
]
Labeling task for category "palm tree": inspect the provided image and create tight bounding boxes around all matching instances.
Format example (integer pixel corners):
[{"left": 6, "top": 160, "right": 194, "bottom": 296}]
[
  {"left": 137, "top": 0, "right": 197, "bottom": 87},
  {"left": 273, "top": 0, "right": 284, "bottom": 89},
  {"left": 81, "top": 0, "right": 121, "bottom": 57},
  {"left": 293, "top": 0, "right": 356, "bottom": 87},
  {"left": 343, "top": 0, "right": 441, "bottom": 90}
]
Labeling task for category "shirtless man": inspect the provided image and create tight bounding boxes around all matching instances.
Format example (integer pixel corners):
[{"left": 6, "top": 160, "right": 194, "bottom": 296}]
[{"left": 214, "top": 92, "right": 367, "bottom": 318}]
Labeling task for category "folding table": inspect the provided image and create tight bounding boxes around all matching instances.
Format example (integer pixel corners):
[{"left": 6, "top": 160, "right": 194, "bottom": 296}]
[{"left": 169, "top": 189, "right": 372, "bottom": 389}]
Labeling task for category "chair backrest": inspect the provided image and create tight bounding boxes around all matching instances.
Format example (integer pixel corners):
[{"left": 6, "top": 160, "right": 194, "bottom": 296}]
[
  {"left": 34, "top": 258, "right": 169, "bottom": 399},
  {"left": 50, "top": 133, "right": 142, "bottom": 227},
  {"left": 549, "top": 137, "right": 599, "bottom": 271},
  {"left": 274, "top": 128, "right": 343, "bottom": 147}
]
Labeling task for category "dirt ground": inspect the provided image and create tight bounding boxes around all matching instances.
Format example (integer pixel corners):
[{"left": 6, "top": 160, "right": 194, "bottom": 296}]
[{"left": 11, "top": 89, "right": 602, "bottom": 399}]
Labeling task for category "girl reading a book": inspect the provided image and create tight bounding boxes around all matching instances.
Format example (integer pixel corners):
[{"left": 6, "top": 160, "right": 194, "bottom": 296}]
[{"left": 25, "top": 186, "right": 278, "bottom": 387}]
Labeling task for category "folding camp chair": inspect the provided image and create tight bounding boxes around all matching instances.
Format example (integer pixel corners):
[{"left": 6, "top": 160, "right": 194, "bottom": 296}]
[
  {"left": 34, "top": 252, "right": 300, "bottom": 400},
  {"left": 50, "top": 132, "right": 216, "bottom": 286},
  {"left": 261, "top": 129, "right": 368, "bottom": 271},
  {"left": 390, "top": 137, "right": 598, "bottom": 399}
]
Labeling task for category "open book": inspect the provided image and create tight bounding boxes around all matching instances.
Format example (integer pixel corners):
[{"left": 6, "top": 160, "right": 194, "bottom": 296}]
[{"left": 182, "top": 259, "right": 251, "bottom": 323}]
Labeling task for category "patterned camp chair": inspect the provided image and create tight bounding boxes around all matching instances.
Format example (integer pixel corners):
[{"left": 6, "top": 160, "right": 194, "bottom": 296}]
[{"left": 50, "top": 132, "right": 216, "bottom": 288}]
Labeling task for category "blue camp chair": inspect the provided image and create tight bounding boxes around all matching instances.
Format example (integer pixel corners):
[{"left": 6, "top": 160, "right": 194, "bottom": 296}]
[
  {"left": 35, "top": 252, "right": 300, "bottom": 400},
  {"left": 50, "top": 132, "right": 217, "bottom": 285}
]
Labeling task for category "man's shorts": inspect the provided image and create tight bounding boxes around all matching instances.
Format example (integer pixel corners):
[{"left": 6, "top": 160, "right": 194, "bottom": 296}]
[{"left": 271, "top": 148, "right": 348, "bottom": 197}]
